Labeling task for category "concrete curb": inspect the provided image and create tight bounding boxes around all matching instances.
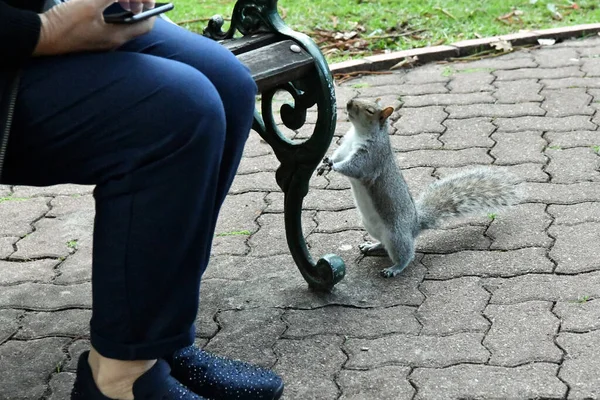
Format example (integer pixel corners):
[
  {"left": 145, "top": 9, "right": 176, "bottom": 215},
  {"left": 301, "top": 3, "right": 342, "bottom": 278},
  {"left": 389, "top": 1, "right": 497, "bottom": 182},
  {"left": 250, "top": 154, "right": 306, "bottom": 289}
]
[{"left": 329, "top": 23, "right": 600, "bottom": 74}]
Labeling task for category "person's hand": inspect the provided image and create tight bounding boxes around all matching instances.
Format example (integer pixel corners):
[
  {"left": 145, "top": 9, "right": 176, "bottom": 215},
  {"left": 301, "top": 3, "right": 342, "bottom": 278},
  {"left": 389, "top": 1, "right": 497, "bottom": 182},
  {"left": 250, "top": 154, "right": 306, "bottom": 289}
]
[
  {"left": 34, "top": 0, "right": 155, "bottom": 56},
  {"left": 118, "top": 0, "right": 156, "bottom": 14}
]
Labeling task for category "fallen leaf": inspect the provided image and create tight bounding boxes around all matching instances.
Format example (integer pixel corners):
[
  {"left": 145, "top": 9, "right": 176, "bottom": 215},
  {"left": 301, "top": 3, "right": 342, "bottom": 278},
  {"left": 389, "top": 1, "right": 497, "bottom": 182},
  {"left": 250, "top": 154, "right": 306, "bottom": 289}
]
[
  {"left": 538, "top": 38, "right": 556, "bottom": 46},
  {"left": 490, "top": 39, "right": 513, "bottom": 52},
  {"left": 390, "top": 55, "right": 419, "bottom": 70}
]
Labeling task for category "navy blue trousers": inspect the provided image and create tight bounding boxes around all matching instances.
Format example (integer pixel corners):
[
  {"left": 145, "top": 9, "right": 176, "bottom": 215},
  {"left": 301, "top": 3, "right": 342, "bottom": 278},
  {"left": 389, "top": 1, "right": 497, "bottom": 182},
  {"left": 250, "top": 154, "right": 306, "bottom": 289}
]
[{"left": 1, "top": 19, "right": 257, "bottom": 360}]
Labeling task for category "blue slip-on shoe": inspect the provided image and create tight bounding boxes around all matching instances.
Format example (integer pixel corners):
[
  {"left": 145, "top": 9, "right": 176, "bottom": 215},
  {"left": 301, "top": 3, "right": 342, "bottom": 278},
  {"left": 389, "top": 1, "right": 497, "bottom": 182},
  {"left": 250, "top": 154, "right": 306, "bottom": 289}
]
[
  {"left": 167, "top": 346, "right": 284, "bottom": 400},
  {"left": 71, "top": 350, "right": 207, "bottom": 399}
]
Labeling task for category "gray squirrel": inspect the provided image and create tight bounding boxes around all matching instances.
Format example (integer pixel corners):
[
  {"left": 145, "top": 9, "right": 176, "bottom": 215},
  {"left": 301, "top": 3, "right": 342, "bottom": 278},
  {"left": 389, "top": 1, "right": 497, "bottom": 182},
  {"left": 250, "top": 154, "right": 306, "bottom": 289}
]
[{"left": 317, "top": 98, "right": 521, "bottom": 278}]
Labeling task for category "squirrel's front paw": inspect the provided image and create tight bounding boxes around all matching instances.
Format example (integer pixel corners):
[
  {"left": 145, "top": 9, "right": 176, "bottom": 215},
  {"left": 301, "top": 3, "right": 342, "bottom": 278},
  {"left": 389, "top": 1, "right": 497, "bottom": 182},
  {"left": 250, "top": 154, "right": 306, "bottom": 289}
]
[{"left": 316, "top": 157, "right": 333, "bottom": 176}]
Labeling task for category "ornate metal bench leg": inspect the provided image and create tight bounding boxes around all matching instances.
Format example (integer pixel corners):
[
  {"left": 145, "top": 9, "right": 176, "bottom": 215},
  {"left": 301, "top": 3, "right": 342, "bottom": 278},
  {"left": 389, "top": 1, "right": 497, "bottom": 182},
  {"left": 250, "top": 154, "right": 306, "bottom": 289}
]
[{"left": 204, "top": 0, "right": 347, "bottom": 290}]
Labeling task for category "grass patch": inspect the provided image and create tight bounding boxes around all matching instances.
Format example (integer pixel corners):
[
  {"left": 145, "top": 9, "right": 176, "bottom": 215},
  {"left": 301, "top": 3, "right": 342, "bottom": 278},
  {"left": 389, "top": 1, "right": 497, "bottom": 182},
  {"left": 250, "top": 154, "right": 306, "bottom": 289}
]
[
  {"left": 548, "top": 145, "right": 562, "bottom": 150},
  {"left": 169, "top": 0, "right": 600, "bottom": 62},
  {"left": 216, "top": 230, "right": 252, "bottom": 237},
  {"left": 592, "top": 145, "right": 600, "bottom": 153},
  {"left": 67, "top": 240, "right": 78, "bottom": 250},
  {"left": 0, "top": 196, "right": 27, "bottom": 204},
  {"left": 487, "top": 213, "right": 497, "bottom": 221}
]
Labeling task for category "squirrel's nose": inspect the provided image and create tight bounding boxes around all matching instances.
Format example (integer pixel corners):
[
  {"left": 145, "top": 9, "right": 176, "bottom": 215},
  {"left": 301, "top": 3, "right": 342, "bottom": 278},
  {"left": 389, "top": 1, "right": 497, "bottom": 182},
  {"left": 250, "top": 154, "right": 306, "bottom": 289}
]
[{"left": 347, "top": 100, "right": 354, "bottom": 110}]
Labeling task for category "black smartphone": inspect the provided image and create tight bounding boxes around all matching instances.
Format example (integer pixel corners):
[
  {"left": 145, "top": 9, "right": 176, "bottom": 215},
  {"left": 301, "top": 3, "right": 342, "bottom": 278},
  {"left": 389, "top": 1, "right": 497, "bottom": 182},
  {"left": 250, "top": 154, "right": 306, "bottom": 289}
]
[{"left": 103, "top": 2, "right": 174, "bottom": 24}]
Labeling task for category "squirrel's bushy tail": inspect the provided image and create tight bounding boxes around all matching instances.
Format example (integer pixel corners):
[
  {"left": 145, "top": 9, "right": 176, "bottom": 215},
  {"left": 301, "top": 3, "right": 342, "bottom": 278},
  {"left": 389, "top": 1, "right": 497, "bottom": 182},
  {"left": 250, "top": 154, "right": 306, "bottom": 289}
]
[{"left": 416, "top": 167, "right": 522, "bottom": 230}]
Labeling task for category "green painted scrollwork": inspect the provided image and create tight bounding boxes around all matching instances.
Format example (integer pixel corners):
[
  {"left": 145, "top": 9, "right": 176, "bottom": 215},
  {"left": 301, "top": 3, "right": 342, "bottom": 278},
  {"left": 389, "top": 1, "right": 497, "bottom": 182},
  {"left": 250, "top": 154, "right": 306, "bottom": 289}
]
[{"left": 207, "top": 0, "right": 346, "bottom": 291}]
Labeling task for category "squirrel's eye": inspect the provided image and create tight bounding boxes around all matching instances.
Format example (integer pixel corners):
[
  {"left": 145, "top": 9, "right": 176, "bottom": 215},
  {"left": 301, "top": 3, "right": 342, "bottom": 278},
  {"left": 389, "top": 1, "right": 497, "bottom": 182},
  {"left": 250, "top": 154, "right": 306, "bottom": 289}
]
[{"left": 366, "top": 108, "right": 374, "bottom": 114}]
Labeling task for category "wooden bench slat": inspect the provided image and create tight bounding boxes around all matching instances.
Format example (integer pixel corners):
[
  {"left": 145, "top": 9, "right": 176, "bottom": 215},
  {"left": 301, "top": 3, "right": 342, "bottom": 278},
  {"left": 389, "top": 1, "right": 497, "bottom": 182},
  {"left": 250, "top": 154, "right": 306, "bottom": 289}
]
[
  {"left": 221, "top": 33, "right": 279, "bottom": 55},
  {"left": 236, "top": 40, "right": 315, "bottom": 92}
]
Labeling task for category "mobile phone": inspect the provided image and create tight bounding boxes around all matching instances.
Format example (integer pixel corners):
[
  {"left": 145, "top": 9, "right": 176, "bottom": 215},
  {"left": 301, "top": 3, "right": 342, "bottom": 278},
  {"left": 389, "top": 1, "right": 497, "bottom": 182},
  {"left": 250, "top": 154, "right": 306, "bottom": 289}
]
[{"left": 103, "top": 2, "right": 174, "bottom": 24}]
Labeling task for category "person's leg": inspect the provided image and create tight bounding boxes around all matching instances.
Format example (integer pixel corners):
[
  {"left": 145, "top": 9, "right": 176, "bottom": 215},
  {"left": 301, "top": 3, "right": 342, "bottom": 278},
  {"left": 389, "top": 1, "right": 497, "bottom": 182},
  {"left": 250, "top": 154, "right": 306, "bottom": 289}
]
[
  {"left": 2, "top": 50, "right": 227, "bottom": 399},
  {"left": 118, "top": 18, "right": 258, "bottom": 264}
]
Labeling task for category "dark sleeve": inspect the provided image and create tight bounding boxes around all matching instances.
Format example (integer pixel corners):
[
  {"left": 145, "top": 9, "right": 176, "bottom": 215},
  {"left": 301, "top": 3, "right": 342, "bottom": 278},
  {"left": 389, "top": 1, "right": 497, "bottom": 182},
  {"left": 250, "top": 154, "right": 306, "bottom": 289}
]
[{"left": 0, "top": 1, "right": 42, "bottom": 67}]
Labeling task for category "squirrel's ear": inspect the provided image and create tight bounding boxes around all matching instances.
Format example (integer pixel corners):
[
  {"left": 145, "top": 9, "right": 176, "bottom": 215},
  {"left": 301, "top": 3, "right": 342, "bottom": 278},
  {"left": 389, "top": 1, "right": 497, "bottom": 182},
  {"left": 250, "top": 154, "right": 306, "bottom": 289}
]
[{"left": 380, "top": 106, "right": 394, "bottom": 122}]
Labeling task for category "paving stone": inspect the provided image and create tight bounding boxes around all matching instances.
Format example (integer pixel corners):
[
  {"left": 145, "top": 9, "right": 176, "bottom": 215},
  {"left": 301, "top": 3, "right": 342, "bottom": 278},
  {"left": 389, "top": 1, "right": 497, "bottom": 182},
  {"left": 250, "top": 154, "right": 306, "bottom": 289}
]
[
  {"left": 521, "top": 182, "right": 600, "bottom": 203},
  {"left": 393, "top": 106, "right": 447, "bottom": 135},
  {"left": 423, "top": 247, "right": 554, "bottom": 279},
  {"left": 55, "top": 244, "right": 92, "bottom": 284},
  {"left": 448, "top": 71, "right": 495, "bottom": 93},
  {"left": 417, "top": 277, "right": 490, "bottom": 335},
  {"left": 452, "top": 54, "right": 537, "bottom": 71},
  {"left": 335, "top": 84, "right": 359, "bottom": 105},
  {"left": 242, "top": 131, "right": 272, "bottom": 158},
  {"left": 416, "top": 225, "right": 490, "bottom": 253},
  {"left": 47, "top": 194, "right": 94, "bottom": 218},
  {"left": 582, "top": 57, "right": 600, "bottom": 76},
  {"left": 484, "top": 301, "right": 561, "bottom": 366},
  {"left": 389, "top": 133, "right": 442, "bottom": 152},
  {"left": 578, "top": 45, "right": 600, "bottom": 57},
  {"left": 200, "top": 255, "right": 426, "bottom": 310},
  {"left": 446, "top": 103, "right": 545, "bottom": 119},
  {"left": 541, "top": 88, "right": 594, "bottom": 117},
  {"left": 546, "top": 130, "right": 600, "bottom": 148},
  {"left": 236, "top": 154, "right": 279, "bottom": 175},
  {"left": 548, "top": 202, "right": 600, "bottom": 225},
  {"left": 194, "top": 304, "right": 218, "bottom": 338},
  {"left": 273, "top": 336, "right": 344, "bottom": 400},
  {"left": 65, "top": 339, "right": 89, "bottom": 371},
  {"left": 493, "top": 79, "right": 544, "bottom": 103},
  {"left": 549, "top": 222, "right": 600, "bottom": 274},
  {"left": 229, "top": 171, "right": 279, "bottom": 194},
  {"left": 204, "top": 308, "right": 285, "bottom": 368},
  {"left": 410, "top": 363, "right": 567, "bottom": 400},
  {"left": 0, "top": 259, "right": 58, "bottom": 284},
  {"left": 12, "top": 204, "right": 94, "bottom": 260},
  {"left": 249, "top": 212, "right": 315, "bottom": 257},
  {"left": 214, "top": 192, "right": 264, "bottom": 236},
  {"left": 495, "top": 66, "right": 584, "bottom": 81},
  {"left": 494, "top": 115, "right": 596, "bottom": 132},
  {"left": 546, "top": 147, "right": 600, "bottom": 183},
  {"left": 554, "top": 298, "right": 600, "bottom": 332},
  {"left": 439, "top": 118, "right": 495, "bottom": 149},
  {"left": 284, "top": 305, "right": 420, "bottom": 338},
  {"left": 16, "top": 309, "right": 91, "bottom": 339},
  {"left": 487, "top": 203, "right": 552, "bottom": 250},
  {"left": 12, "top": 184, "right": 93, "bottom": 197},
  {"left": 436, "top": 163, "right": 548, "bottom": 183},
  {"left": 0, "top": 338, "right": 69, "bottom": 399},
  {"left": 304, "top": 188, "right": 355, "bottom": 211},
  {"left": 0, "top": 309, "right": 21, "bottom": 344},
  {"left": 341, "top": 71, "right": 406, "bottom": 87},
  {"left": 0, "top": 197, "right": 49, "bottom": 237},
  {"left": 534, "top": 47, "right": 580, "bottom": 68},
  {"left": 345, "top": 332, "right": 488, "bottom": 369},
  {"left": 488, "top": 271, "right": 600, "bottom": 304},
  {"left": 396, "top": 82, "right": 448, "bottom": 96},
  {"left": 315, "top": 209, "right": 363, "bottom": 233},
  {"left": 557, "top": 330, "right": 600, "bottom": 400},
  {"left": 396, "top": 148, "right": 492, "bottom": 169},
  {"left": 0, "top": 185, "right": 10, "bottom": 197},
  {"left": 324, "top": 171, "right": 351, "bottom": 190},
  {"left": 0, "top": 282, "right": 91, "bottom": 310},
  {"left": 402, "top": 65, "right": 449, "bottom": 84},
  {"left": 402, "top": 167, "right": 436, "bottom": 197},
  {"left": 401, "top": 92, "right": 494, "bottom": 107},
  {"left": 307, "top": 230, "right": 366, "bottom": 264},
  {"left": 48, "top": 372, "right": 76, "bottom": 400},
  {"left": 338, "top": 367, "right": 414, "bottom": 400},
  {"left": 541, "top": 76, "right": 600, "bottom": 89},
  {"left": 211, "top": 231, "right": 249, "bottom": 257}
]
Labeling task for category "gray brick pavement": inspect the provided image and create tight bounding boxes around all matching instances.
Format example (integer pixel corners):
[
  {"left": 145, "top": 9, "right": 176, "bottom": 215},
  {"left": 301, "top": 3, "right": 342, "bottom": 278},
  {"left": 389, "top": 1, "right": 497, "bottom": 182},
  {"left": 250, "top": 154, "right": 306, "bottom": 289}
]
[{"left": 2, "top": 36, "right": 600, "bottom": 399}]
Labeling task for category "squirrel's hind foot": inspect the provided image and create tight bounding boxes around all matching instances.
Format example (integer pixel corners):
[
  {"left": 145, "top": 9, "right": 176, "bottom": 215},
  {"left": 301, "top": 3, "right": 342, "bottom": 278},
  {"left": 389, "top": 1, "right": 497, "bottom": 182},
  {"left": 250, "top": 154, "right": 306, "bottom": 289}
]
[{"left": 380, "top": 264, "right": 408, "bottom": 278}]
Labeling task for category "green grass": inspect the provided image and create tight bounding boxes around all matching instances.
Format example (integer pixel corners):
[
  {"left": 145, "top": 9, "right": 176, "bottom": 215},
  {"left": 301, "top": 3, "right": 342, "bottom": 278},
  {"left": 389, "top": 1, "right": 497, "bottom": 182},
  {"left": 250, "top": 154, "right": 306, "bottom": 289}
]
[
  {"left": 592, "top": 145, "right": 600, "bottom": 153},
  {"left": 169, "top": 0, "right": 600, "bottom": 62},
  {"left": 487, "top": 213, "right": 497, "bottom": 221},
  {"left": 216, "top": 230, "right": 252, "bottom": 237}
]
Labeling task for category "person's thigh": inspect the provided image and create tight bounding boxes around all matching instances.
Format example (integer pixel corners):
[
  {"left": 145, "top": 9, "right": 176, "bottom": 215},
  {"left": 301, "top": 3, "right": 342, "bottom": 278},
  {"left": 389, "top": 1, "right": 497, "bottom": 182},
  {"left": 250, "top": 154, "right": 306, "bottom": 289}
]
[{"left": 2, "top": 49, "right": 224, "bottom": 187}]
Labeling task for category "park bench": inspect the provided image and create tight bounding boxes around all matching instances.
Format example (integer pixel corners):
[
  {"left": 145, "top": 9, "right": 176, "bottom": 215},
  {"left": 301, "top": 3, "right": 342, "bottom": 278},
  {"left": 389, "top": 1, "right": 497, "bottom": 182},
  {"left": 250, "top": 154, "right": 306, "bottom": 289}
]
[{"left": 165, "top": 0, "right": 346, "bottom": 291}]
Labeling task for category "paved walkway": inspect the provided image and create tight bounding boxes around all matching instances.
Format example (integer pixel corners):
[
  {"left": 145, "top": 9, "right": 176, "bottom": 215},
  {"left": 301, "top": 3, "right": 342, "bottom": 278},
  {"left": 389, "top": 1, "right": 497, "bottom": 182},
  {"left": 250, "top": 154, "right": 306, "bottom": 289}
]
[{"left": 2, "top": 36, "right": 600, "bottom": 400}]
